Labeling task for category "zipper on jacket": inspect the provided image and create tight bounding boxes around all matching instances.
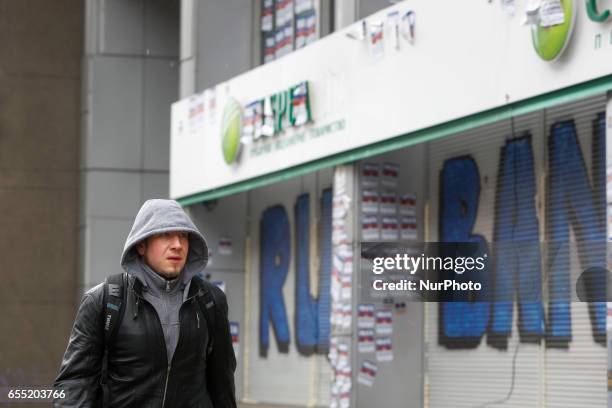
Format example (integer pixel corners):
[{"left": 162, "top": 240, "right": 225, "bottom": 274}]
[
  {"left": 161, "top": 363, "right": 171, "bottom": 408},
  {"left": 196, "top": 310, "right": 200, "bottom": 329}
]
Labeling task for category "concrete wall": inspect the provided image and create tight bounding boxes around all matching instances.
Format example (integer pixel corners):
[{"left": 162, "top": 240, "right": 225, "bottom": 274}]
[
  {"left": 358, "top": 0, "right": 390, "bottom": 19},
  {"left": 81, "top": 0, "right": 179, "bottom": 290},
  {"left": 0, "top": 0, "right": 83, "bottom": 391}
]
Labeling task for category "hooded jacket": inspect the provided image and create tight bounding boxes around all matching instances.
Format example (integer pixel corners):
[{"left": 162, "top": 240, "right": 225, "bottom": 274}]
[
  {"left": 53, "top": 199, "right": 237, "bottom": 408},
  {"left": 121, "top": 199, "right": 209, "bottom": 362}
]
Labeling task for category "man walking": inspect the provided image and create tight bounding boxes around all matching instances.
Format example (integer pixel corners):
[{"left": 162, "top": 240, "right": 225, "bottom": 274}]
[{"left": 54, "top": 199, "right": 236, "bottom": 407}]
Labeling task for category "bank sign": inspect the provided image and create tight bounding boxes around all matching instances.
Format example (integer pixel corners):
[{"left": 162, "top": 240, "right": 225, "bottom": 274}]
[
  {"left": 170, "top": 0, "right": 611, "bottom": 201},
  {"left": 221, "top": 81, "right": 312, "bottom": 165}
]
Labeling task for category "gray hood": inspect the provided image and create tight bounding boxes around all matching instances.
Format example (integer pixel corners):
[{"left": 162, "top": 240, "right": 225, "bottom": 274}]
[{"left": 120, "top": 199, "right": 209, "bottom": 287}]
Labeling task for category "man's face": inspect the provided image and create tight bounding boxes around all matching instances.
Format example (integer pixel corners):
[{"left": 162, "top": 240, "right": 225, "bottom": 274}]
[{"left": 136, "top": 231, "right": 189, "bottom": 279}]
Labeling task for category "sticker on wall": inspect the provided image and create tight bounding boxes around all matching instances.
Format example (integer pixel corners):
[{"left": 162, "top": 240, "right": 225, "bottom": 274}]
[
  {"left": 361, "top": 162, "right": 380, "bottom": 189},
  {"left": 381, "top": 162, "right": 399, "bottom": 188},
  {"left": 522, "top": 0, "right": 542, "bottom": 25},
  {"left": 218, "top": 237, "right": 233, "bottom": 255},
  {"left": 295, "top": 10, "right": 317, "bottom": 49},
  {"left": 361, "top": 215, "right": 380, "bottom": 240},
  {"left": 261, "top": 0, "right": 274, "bottom": 31},
  {"left": 381, "top": 216, "right": 399, "bottom": 241},
  {"left": 387, "top": 10, "right": 400, "bottom": 50},
  {"left": 501, "top": 0, "right": 515, "bottom": 15},
  {"left": 375, "top": 337, "right": 393, "bottom": 362},
  {"left": 375, "top": 310, "right": 393, "bottom": 335},
  {"left": 243, "top": 100, "right": 264, "bottom": 142},
  {"left": 204, "top": 88, "right": 216, "bottom": 124},
  {"left": 539, "top": 0, "right": 565, "bottom": 27},
  {"left": 399, "top": 193, "right": 416, "bottom": 216},
  {"left": 380, "top": 190, "right": 398, "bottom": 214},
  {"left": 290, "top": 81, "right": 310, "bottom": 126},
  {"left": 295, "top": 0, "right": 314, "bottom": 14},
  {"left": 263, "top": 33, "right": 276, "bottom": 63},
  {"left": 341, "top": 274, "right": 352, "bottom": 300},
  {"left": 358, "top": 360, "right": 378, "bottom": 387},
  {"left": 400, "top": 216, "right": 417, "bottom": 240},
  {"left": 368, "top": 20, "right": 385, "bottom": 59},
  {"left": 358, "top": 303, "right": 376, "bottom": 329},
  {"left": 342, "top": 303, "right": 352, "bottom": 329},
  {"left": 358, "top": 329, "right": 375, "bottom": 353},
  {"left": 230, "top": 322, "right": 239, "bottom": 358},
  {"left": 401, "top": 11, "right": 416, "bottom": 43},
  {"left": 361, "top": 189, "right": 380, "bottom": 214},
  {"left": 187, "top": 93, "right": 205, "bottom": 134},
  {"left": 275, "top": 0, "right": 294, "bottom": 27}
]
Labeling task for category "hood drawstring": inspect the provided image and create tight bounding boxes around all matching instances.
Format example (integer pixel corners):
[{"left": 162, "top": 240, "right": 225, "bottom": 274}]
[{"left": 192, "top": 298, "right": 200, "bottom": 328}]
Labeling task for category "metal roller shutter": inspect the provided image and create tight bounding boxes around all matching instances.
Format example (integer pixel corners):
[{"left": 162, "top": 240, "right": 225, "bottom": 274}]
[{"left": 425, "top": 95, "right": 607, "bottom": 408}]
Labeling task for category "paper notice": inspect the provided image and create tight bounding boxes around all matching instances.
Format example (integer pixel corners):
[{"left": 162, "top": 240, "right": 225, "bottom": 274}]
[
  {"left": 539, "top": 0, "right": 564, "bottom": 27},
  {"left": 358, "top": 361, "right": 378, "bottom": 386}
]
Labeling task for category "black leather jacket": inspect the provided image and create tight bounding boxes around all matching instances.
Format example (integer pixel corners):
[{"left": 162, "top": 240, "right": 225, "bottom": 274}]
[{"left": 53, "top": 275, "right": 237, "bottom": 408}]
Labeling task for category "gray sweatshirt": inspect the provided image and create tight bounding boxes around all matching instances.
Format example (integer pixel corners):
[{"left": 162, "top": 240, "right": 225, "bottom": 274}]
[{"left": 119, "top": 199, "right": 209, "bottom": 363}]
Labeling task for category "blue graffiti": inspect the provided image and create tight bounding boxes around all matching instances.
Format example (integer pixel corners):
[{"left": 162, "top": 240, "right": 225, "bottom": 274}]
[
  {"left": 439, "top": 156, "right": 490, "bottom": 348},
  {"left": 547, "top": 118, "right": 606, "bottom": 346},
  {"left": 294, "top": 190, "right": 333, "bottom": 355},
  {"left": 489, "top": 136, "right": 545, "bottom": 349},
  {"left": 439, "top": 115, "right": 606, "bottom": 349},
  {"left": 259, "top": 205, "right": 291, "bottom": 356}
]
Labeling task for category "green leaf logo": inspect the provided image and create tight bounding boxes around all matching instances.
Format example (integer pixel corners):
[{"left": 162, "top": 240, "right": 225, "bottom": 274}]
[
  {"left": 221, "top": 98, "right": 243, "bottom": 165},
  {"left": 531, "top": 0, "right": 576, "bottom": 61}
]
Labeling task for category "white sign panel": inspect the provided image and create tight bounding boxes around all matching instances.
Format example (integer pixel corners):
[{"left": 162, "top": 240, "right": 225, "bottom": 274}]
[{"left": 171, "top": 0, "right": 612, "bottom": 200}]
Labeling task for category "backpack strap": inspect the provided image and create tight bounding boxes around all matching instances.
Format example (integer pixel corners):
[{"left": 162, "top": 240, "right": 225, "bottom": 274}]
[
  {"left": 100, "top": 272, "right": 127, "bottom": 408},
  {"left": 193, "top": 276, "right": 217, "bottom": 356}
]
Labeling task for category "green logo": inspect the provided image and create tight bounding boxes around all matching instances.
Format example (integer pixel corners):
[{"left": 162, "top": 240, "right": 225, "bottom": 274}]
[
  {"left": 531, "top": 0, "right": 576, "bottom": 61},
  {"left": 221, "top": 98, "right": 243, "bottom": 165}
]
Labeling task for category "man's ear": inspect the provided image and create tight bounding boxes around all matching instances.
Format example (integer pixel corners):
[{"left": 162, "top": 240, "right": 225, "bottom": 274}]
[{"left": 136, "top": 241, "right": 146, "bottom": 256}]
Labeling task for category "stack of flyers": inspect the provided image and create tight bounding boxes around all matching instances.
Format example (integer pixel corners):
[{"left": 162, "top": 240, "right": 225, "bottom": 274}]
[
  {"left": 381, "top": 216, "right": 399, "bottom": 240},
  {"left": 361, "top": 162, "right": 380, "bottom": 189},
  {"left": 261, "top": 0, "right": 274, "bottom": 31},
  {"left": 290, "top": 82, "right": 310, "bottom": 126},
  {"left": 358, "top": 329, "right": 375, "bottom": 353},
  {"left": 400, "top": 216, "right": 417, "bottom": 240},
  {"left": 357, "top": 304, "right": 375, "bottom": 329},
  {"left": 399, "top": 193, "right": 416, "bottom": 215},
  {"left": 375, "top": 337, "right": 393, "bottom": 362},
  {"left": 361, "top": 216, "right": 380, "bottom": 241},
  {"left": 375, "top": 310, "right": 393, "bottom": 335},
  {"left": 380, "top": 190, "right": 397, "bottom": 214},
  {"left": 358, "top": 361, "right": 378, "bottom": 386},
  {"left": 381, "top": 162, "right": 399, "bottom": 188},
  {"left": 361, "top": 189, "right": 379, "bottom": 214},
  {"left": 369, "top": 21, "right": 384, "bottom": 59}
]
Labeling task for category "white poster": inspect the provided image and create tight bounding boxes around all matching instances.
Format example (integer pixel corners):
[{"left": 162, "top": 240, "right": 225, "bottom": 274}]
[
  {"left": 358, "top": 360, "right": 379, "bottom": 387},
  {"left": 375, "top": 310, "right": 393, "bottom": 335},
  {"left": 358, "top": 329, "right": 375, "bottom": 353},
  {"left": 358, "top": 303, "right": 376, "bottom": 329},
  {"left": 375, "top": 337, "right": 393, "bottom": 362}
]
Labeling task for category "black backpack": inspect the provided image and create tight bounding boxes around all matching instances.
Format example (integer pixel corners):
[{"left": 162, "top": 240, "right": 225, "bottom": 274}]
[{"left": 99, "top": 272, "right": 219, "bottom": 408}]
